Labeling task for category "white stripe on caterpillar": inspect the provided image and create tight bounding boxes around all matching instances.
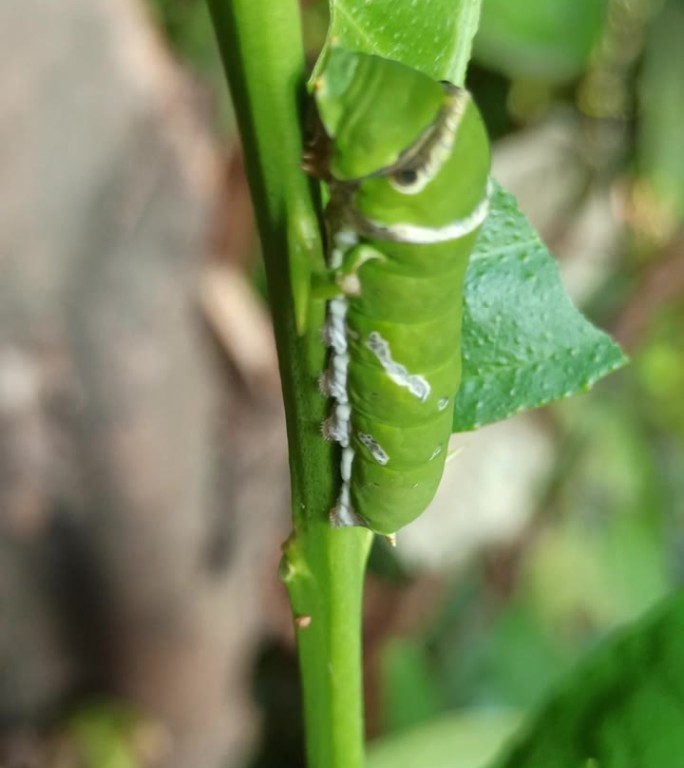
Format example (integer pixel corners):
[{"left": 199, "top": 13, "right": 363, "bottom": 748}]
[
  {"left": 326, "top": 230, "right": 361, "bottom": 528},
  {"left": 366, "top": 331, "right": 431, "bottom": 402},
  {"left": 355, "top": 191, "right": 490, "bottom": 244},
  {"left": 358, "top": 432, "right": 390, "bottom": 465}
]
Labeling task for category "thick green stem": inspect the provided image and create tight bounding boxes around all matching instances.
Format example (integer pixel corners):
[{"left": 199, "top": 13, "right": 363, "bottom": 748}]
[
  {"left": 205, "top": 2, "right": 373, "bottom": 767},
  {"left": 283, "top": 526, "right": 372, "bottom": 768}
]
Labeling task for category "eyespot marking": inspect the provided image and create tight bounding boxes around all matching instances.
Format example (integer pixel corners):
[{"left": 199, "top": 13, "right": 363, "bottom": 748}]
[
  {"left": 395, "top": 168, "right": 418, "bottom": 186},
  {"left": 366, "top": 331, "right": 431, "bottom": 402},
  {"left": 387, "top": 85, "right": 470, "bottom": 196},
  {"left": 390, "top": 167, "right": 422, "bottom": 193}
]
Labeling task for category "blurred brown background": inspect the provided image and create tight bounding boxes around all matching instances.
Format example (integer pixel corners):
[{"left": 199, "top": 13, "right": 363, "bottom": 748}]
[{"left": 1, "top": 0, "right": 683, "bottom": 767}]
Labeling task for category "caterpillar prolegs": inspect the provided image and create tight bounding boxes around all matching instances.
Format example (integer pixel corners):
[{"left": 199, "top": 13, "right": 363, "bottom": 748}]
[{"left": 307, "top": 49, "right": 491, "bottom": 536}]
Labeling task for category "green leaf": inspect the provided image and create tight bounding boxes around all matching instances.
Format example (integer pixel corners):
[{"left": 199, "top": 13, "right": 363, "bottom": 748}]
[
  {"left": 323, "top": 0, "right": 482, "bottom": 85},
  {"left": 454, "top": 184, "right": 628, "bottom": 432},
  {"left": 367, "top": 711, "right": 520, "bottom": 768},
  {"left": 488, "top": 591, "right": 684, "bottom": 768},
  {"left": 474, "top": 0, "right": 609, "bottom": 83}
]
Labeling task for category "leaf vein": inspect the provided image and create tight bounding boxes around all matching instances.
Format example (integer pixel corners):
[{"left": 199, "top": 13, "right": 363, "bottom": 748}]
[{"left": 333, "top": 3, "right": 393, "bottom": 58}]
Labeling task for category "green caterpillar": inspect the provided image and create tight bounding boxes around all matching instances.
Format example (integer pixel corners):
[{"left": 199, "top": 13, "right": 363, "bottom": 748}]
[{"left": 306, "top": 48, "right": 491, "bottom": 536}]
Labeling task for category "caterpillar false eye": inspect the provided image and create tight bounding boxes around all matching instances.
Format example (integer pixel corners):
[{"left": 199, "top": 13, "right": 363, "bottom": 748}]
[
  {"left": 307, "top": 48, "right": 491, "bottom": 536},
  {"left": 390, "top": 167, "right": 421, "bottom": 190}
]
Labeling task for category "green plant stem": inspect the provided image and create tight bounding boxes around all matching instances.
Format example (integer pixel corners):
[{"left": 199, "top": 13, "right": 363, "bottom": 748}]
[
  {"left": 205, "top": 2, "right": 373, "bottom": 767},
  {"left": 284, "top": 527, "right": 373, "bottom": 768}
]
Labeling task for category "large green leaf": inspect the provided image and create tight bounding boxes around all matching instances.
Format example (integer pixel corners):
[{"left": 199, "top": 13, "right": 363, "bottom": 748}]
[
  {"left": 322, "top": 0, "right": 481, "bottom": 85},
  {"left": 488, "top": 591, "right": 684, "bottom": 768},
  {"left": 454, "top": 184, "right": 627, "bottom": 431}
]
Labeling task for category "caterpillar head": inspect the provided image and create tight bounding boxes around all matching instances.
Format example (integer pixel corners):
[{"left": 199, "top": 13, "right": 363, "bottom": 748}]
[
  {"left": 312, "top": 49, "right": 490, "bottom": 228},
  {"left": 312, "top": 48, "right": 445, "bottom": 181}
]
